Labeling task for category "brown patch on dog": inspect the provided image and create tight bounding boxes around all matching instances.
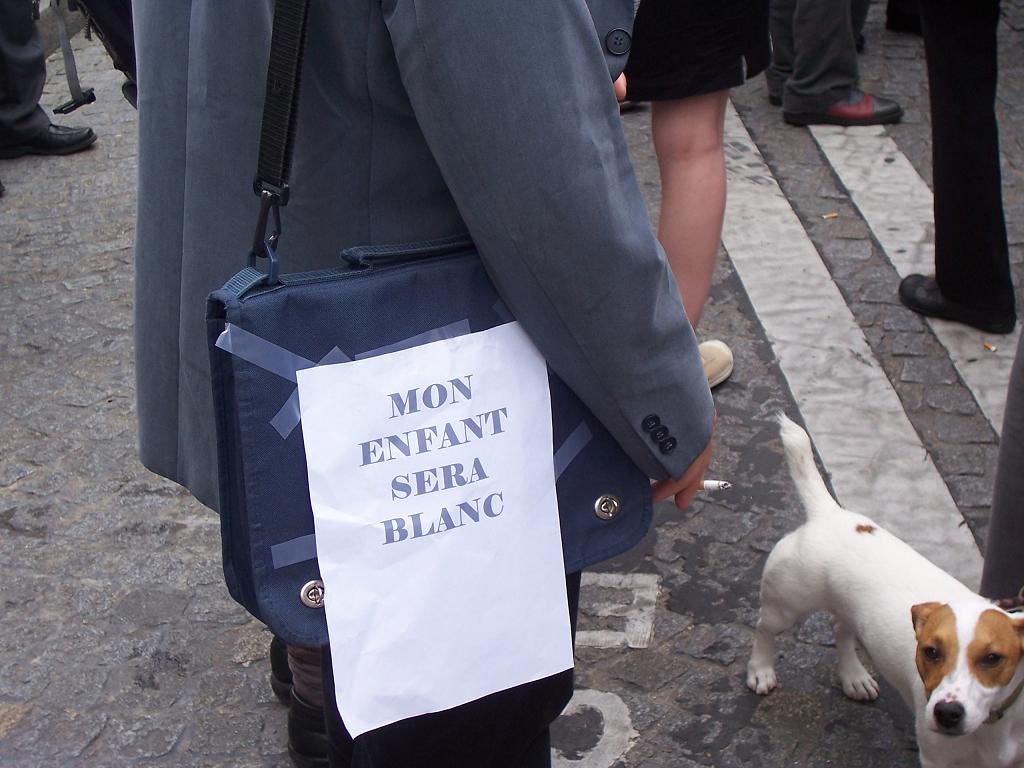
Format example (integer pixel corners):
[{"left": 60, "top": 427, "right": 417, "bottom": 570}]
[
  {"left": 855, "top": 524, "right": 876, "bottom": 534},
  {"left": 912, "top": 603, "right": 958, "bottom": 698},
  {"left": 967, "top": 610, "right": 1024, "bottom": 689}
]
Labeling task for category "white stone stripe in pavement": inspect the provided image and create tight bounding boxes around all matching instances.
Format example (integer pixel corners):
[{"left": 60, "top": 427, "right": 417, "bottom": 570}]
[
  {"left": 810, "top": 124, "right": 1018, "bottom": 435},
  {"left": 722, "top": 105, "right": 981, "bottom": 587}
]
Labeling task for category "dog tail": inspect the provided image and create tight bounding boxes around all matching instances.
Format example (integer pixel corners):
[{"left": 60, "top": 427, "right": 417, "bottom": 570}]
[{"left": 777, "top": 413, "right": 841, "bottom": 521}]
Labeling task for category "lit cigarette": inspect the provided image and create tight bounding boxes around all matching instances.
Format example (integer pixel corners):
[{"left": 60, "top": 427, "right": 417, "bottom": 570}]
[{"left": 701, "top": 480, "right": 732, "bottom": 491}]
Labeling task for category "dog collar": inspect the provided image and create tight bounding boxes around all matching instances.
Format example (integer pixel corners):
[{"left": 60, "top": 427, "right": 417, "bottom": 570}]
[{"left": 985, "top": 674, "right": 1024, "bottom": 725}]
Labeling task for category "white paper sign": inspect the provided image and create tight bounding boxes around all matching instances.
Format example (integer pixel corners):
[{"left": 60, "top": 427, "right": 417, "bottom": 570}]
[{"left": 296, "top": 321, "right": 572, "bottom": 737}]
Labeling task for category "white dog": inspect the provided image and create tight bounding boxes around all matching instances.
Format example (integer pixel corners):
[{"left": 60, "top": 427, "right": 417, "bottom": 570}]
[{"left": 746, "top": 415, "right": 1024, "bottom": 768}]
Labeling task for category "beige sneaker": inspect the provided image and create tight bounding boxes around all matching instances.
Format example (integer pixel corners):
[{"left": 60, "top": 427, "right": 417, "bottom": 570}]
[{"left": 699, "top": 340, "right": 734, "bottom": 389}]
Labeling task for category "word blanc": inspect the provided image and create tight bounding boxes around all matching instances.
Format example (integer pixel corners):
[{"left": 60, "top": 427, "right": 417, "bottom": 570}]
[
  {"left": 363, "top": 375, "right": 512, "bottom": 546},
  {"left": 382, "top": 492, "right": 505, "bottom": 545}
]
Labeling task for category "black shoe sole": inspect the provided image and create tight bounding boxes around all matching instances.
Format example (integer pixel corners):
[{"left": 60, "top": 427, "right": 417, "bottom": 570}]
[
  {"left": 0, "top": 132, "right": 97, "bottom": 159},
  {"left": 901, "top": 299, "right": 1017, "bottom": 334}
]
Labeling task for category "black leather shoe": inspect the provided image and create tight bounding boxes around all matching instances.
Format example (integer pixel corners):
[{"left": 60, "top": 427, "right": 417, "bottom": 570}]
[
  {"left": 898, "top": 274, "right": 1016, "bottom": 334},
  {"left": 270, "top": 636, "right": 293, "bottom": 704},
  {"left": 288, "top": 692, "right": 329, "bottom": 768},
  {"left": 0, "top": 124, "right": 97, "bottom": 159},
  {"left": 784, "top": 88, "right": 903, "bottom": 127}
]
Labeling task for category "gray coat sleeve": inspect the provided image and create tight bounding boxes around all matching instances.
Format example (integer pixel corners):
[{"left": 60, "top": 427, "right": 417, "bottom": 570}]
[{"left": 381, "top": 0, "right": 714, "bottom": 481}]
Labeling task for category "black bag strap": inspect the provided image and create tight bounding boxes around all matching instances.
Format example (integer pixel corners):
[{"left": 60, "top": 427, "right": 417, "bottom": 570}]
[{"left": 250, "top": 0, "right": 311, "bottom": 282}]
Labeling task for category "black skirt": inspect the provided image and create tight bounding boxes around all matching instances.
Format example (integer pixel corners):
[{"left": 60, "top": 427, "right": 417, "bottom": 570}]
[{"left": 624, "top": 0, "right": 771, "bottom": 102}]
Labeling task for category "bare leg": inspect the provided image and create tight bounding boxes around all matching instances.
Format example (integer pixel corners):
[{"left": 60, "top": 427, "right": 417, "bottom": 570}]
[{"left": 650, "top": 89, "right": 729, "bottom": 328}]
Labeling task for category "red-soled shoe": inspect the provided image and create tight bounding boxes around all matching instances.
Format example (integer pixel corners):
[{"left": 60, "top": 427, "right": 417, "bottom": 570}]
[{"left": 784, "top": 88, "right": 903, "bottom": 127}]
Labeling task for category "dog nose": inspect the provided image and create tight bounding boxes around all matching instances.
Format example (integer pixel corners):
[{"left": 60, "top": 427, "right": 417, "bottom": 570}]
[{"left": 934, "top": 700, "right": 965, "bottom": 730}]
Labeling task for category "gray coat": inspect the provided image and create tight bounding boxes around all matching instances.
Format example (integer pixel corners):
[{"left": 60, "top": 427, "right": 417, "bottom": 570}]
[{"left": 133, "top": 0, "right": 714, "bottom": 513}]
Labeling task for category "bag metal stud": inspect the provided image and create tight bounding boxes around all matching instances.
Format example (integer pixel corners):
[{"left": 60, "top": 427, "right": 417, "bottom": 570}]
[
  {"left": 594, "top": 494, "right": 620, "bottom": 520},
  {"left": 300, "top": 580, "right": 325, "bottom": 608}
]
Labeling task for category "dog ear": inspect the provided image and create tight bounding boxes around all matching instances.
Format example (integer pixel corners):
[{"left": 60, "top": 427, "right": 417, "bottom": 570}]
[
  {"left": 1014, "top": 614, "right": 1024, "bottom": 653},
  {"left": 911, "top": 602, "right": 944, "bottom": 636}
]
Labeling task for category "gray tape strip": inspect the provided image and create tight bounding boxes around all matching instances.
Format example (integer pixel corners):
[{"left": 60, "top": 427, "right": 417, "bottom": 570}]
[
  {"left": 553, "top": 421, "right": 592, "bottom": 480},
  {"left": 215, "top": 324, "right": 315, "bottom": 383},
  {"left": 270, "top": 533, "right": 318, "bottom": 570},
  {"left": 354, "top": 320, "right": 472, "bottom": 360},
  {"left": 270, "top": 346, "right": 351, "bottom": 439},
  {"left": 218, "top": 321, "right": 473, "bottom": 439}
]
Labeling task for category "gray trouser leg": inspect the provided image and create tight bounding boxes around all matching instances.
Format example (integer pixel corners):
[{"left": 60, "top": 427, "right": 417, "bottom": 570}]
[
  {"left": 0, "top": 0, "right": 50, "bottom": 142},
  {"left": 980, "top": 331, "right": 1024, "bottom": 599},
  {"left": 851, "top": 0, "right": 871, "bottom": 40},
  {"left": 766, "top": 0, "right": 796, "bottom": 101},
  {"left": 781, "top": 0, "right": 859, "bottom": 113}
]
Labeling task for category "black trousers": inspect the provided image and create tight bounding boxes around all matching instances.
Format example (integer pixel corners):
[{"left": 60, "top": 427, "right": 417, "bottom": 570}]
[
  {"left": 918, "top": 0, "right": 1013, "bottom": 313},
  {"left": 321, "top": 571, "right": 582, "bottom": 768},
  {"left": 0, "top": 0, "right": 50, "bottom": 142}
]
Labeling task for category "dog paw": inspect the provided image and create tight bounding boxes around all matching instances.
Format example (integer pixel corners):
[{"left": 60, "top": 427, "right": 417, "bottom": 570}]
[
  {"left": 840, "top": 673, "right": 880, "bottom": 701},
  {"left": 746, "top": 666, "right": 778, "bottom": 695}
]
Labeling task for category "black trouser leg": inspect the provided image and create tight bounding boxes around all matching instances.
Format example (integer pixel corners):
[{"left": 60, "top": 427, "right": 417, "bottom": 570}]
[
  {"left": 918, "top": 0, "right": 1013, "bottom": 313},
  {"left": 0, "top": 0, "right": 50, "bottom": 142}
]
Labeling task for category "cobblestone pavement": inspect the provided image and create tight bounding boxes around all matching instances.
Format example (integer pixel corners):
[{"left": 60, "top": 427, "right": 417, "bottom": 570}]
[{"left": 2, "top": 5, "right": 1022, "bottom": 767}]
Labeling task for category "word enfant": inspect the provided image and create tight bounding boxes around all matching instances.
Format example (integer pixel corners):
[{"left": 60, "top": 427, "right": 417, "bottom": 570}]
[{"left": 358, "top": 376, "right": 510, "bottom": 545}]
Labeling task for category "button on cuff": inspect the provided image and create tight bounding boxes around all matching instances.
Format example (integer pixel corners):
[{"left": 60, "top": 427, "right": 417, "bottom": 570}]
[
  {"left": 641, "top": 414, "right": 660, "bottom": 431},
  {"left": 604, "top": 28, "right": 631, "bottom": 56}
]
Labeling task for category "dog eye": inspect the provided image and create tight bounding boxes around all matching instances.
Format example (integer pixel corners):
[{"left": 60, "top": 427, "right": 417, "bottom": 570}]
[
  {"left": 922, "top": 646, "right": 941, "bottom": 661},
  {"left": 979, "top": 652, "right": 1003, "bottom": 667}
]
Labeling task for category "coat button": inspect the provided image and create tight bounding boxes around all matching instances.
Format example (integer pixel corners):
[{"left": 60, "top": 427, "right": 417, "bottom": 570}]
[
  {"left": 604, "top": 28, "right": 631, "bottom": 56},
  {"left": 651, "top": 426, "right": 669, "bottom": 442},
  {"left": 659, "top": 437, "right": 677, "bottom": 455},
  {"left": 641, "top": 414, "right": 660, "bottom": 431},
  {"left": 300, "top": 580, "right": 325, "bottom": 608},
  {"left": 594, "top": 494, "right": 621, "bottom": 520}
]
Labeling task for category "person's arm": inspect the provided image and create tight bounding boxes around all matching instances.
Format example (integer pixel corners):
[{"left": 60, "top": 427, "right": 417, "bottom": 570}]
[{"left": 381, "top": 0, "right": 714, "bottom": 482}]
